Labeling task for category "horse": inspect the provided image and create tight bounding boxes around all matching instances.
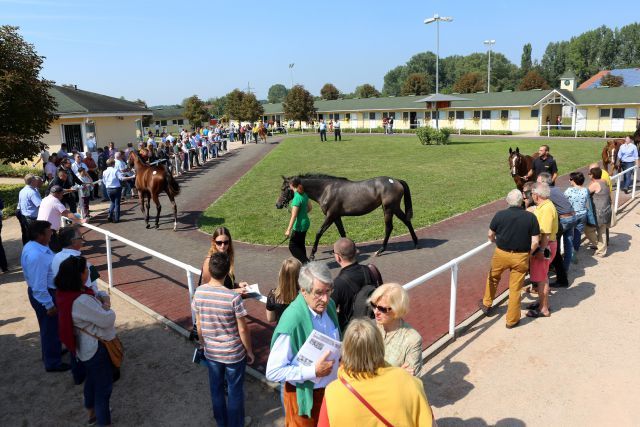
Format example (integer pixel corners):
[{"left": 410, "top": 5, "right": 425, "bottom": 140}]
[
  {"left": 258, "top": 123, "right": 268, "bottom": 143},
  {"left": 128, "top": 150, "right": 180, "bottom": 231},
  {"left": 633, "top": 126, "right": 640, "bottom": 149},
  {"left": 275, "top": 174, "right": 419, "bottom": 258},
  {"left": 602, "top": 139, "right": 624, "bottom": 175},
  {"left": 508, "top": 147, "right": 538, "bottom": 191}
]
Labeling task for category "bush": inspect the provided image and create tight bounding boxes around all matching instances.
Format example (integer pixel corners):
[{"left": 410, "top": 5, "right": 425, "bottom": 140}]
[
  {"left": 0, "top": 163, "right": 40, "bottom": 178},
  {"left": 538, "top": 130, "right": 630, "bottom": 138},
  {"left": 0, "top": 184, "right": 25, "bottom": 217},
  {"left": 448, "top": 129, "right": 513, "bottom": 136},
  {"left": 416, "top": 127, "right": 450, "bottom": 145}
]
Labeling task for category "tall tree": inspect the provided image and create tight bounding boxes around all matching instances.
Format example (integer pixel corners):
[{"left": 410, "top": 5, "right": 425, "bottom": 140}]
[
  {"left": 206, "top": 96, "right": 227, "bottom": 120},
  {"left": 240, "top": 93, "right": 264, "bottom": 122},
  {"left": 599, "top": 73, "right": 624, "bottom": 87},
  {"left": 283, "top": 85, "right": 316, "bottom": 127},
  {"left": 320, "top": 83, "right": 340, "bottom": 100},
  {"left": 267, "top": 84, "right": 289, "bottom": 103},
  {"left": 0, "top": 25, "right": 57, "bottom": 163},
  {"left": 540, "top": 41, "right": 569, "bottom": 87},
  {"left": 354, "top": 84, "right": 381, "bottom": 98},
  {"left": 224, "top": 89, "right": 245, "bottom": 123},
  {"left": 400, "top": 73, "right": 431, "bottom": 96},
  {"left": 382, "top": 66, "right": 405, "bottom": 96},
  {"left": 452, "top": 72, "right": 485, "bottom": 93},
  {"left": 616, "top": 23, "right": 640, "bottom": 67},
  {"left": 520, "top": 43, "right": 533, "bottom": 75},
  {"left": 518, "top": 70, "right": 550, "bottom": 91},
  {"left": 182, "top": 95, "right": 209, "bottom": 128}
]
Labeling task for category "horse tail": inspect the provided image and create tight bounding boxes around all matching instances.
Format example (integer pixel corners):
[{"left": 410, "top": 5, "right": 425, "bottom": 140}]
[
  {"left": 165, "top": 166, "right": 181, "bottom": 198},
  {"left": 399, "top": 179, "right": 413, "bottom": 221}
]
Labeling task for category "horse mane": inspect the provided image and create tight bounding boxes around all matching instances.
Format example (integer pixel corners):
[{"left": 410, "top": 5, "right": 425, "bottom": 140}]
[{"left": 295, "top": 173, "right": 349, "bottom": 181}]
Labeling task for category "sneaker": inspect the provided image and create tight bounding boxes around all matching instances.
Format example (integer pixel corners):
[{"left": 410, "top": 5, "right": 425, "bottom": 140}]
[{"left": 571, "top": 252, "right": 578, "bottom": 264}]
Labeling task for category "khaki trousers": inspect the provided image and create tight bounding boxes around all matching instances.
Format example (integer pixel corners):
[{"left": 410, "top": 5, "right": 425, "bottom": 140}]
[
  {"left": 483, "top": 248, "right": 530, "bottom": 326},
  {"left": 585, "top": 224, "right": 608, "bottom": 256}
]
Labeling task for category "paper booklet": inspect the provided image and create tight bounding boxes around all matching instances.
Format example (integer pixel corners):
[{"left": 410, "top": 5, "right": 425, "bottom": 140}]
[
  {"left": 294, "top": 330, "right": 341, "bottom": 368},
  {"left": 244, "top": 284, "right": 267, "bottom": 303}
]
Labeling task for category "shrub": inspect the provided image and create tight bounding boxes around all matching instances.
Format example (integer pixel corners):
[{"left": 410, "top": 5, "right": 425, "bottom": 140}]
[
  {"left": 416, "top": 127, "right": 450, "bottom": 145},
  {"left": 447, "top": 129, "right": 513, "bottom": 136},
  {"left": 0, "top": 163, "right": 40, "bottom": 177},
  {"left": 0, "top": 184, "right": 25, "bottom": 217},
  {"left": 538, "top": 130, "right": 630, "bottom": 138}
]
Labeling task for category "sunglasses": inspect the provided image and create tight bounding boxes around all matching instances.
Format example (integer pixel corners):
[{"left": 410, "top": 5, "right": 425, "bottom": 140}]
[
  {"left": 370, "top": 302, "right": 392, "bottom": 314},
  {"left": 214, "top": 239, "right": 230, "bottom": 246}
]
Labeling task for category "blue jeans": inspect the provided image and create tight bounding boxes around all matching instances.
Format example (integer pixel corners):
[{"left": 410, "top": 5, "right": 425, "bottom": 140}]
[
  {"left": 107, "top": 187, "right": 122, "bottom": 222},
  {"left": 101, "top": 180, "right": 109, "bottom": 201},
  {"left": 211, "top": 143, "right": 219, "bottom": 158},
  {"left": 206, "top": 357, "right": 246, "bottom": 427},
  {"left": 573, "top": 213, "right": 586, "bottom": 251},
  {"left": 229, "top": 132, "right": 235, "bottom": 142},
  {"left": 83, "top": 343, "right": 113, "bottom": 426},
  {"left": 621, "top": 162, "right": 635, "bottom": 190},
  {"left": 560, "top": 215, "right": 577, "bottom": 273},
  {"left": 28, "top": 288, "right": 62, "bottom": 370}
]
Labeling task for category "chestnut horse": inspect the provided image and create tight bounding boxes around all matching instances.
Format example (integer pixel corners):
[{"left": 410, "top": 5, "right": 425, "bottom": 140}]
[
  {"left": 128, "top": 151, "right": 180, "bottom": 230},
  {"left": 508, "top": 147, "right": 538, "bottom": 191},
  {"left": 258, "top": 123, "right": 268, "bottom": 143},
  {"left": 602, "top": 139, "right": 624, "bottom": 175}
]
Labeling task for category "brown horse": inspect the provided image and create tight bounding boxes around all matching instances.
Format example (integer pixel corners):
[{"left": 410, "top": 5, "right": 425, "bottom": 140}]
[
  {"left": 508, "top": 147, "right": 538, "bottom": 191},
  {"left": 128, "top": 151, "right": 180, "bottom": 230},
  {"left": 602, "top": 139, "right": 624, "bottom": 174},
  {"left": 258, "top": 123, "right": 268, "bottom": 143}
]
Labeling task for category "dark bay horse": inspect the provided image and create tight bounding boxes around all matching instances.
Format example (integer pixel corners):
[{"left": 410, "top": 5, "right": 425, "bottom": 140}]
[
  {"left": 602, "top": 139, "right": 624, "bottom": 174},
  {"left": 128, "top": 151, "right": 180, "bottom": 230},
  {"left": 275, "top": 174, "right": 419, "bottom": 258},
  {"left": 508, "top": 147, "right": 538, "bottom": 191}
]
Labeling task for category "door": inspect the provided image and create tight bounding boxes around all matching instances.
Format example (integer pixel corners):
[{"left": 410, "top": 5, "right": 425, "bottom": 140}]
[
  {"left": 455, "top": 111, "right": 464, "bottom": 129},
  {"left": 369, "top": 112, "right": 376, "bottom": 128},
  {"left": 611, "top": 108, "right": 625, "bottom": 131},
  {"left": 351, "top": 113, "right": 358, "bottom": 129},
  {"left": 481, "top": 110, "right": 491, "bottom": 130},
  {"left": 409, "top": 112, "right": 417, "bottom": 129},
  {"left": 509, "top": 110, "right": 520, "bottom": 131},
  {"left": 576, "top": 108, "right": 587, "bottom": 131},
  {"left": 63, "top": 124, "right": 83, "bottom": 152}
]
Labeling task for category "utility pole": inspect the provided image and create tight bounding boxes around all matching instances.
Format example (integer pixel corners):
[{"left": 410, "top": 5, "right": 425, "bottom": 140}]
[{"left": 484, "top": 40, "right": 496, "bottom": 93}]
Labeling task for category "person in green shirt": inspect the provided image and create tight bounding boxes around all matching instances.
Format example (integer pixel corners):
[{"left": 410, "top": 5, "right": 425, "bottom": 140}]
[{"left": 285, "top": 177, "right": 312, "bottom": 264}]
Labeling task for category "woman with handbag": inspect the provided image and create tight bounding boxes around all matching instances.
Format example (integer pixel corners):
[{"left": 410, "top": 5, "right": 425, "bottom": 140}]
[
  {"left": 318, "top": 318, "right": 433, "bottom": 426},
  {"left": 585, "top": 167, "right": 612, "bottom": 257},
  {"left": 56, "top": 256, "right": 116, "bottom": 426}
]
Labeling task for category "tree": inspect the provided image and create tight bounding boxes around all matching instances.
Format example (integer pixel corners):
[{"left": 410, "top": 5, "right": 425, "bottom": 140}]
[
  {"left": 207, "top": 96, "right": 227, "bottom": 120},
  {"left": 521, "top": 43, "right": 533, "bottom": 75},
  {"left": 240, "top": 93, "right": 264, "bottom": 122},
  {"left": 616, "top": 23, "right": 640, "bottom": 67},
  {"left": 182, "top": 95, "right": 209, "bottom": 128},
  {"left": 224, "top": 89, "right": 245, "bottom": 123},
  {"left": 600, "top": 73, "right": 624, "bottom": 87},
  {"left": 401, "top": 73, "right": 432, "bottom": 96},
  {"left": 134, "top": 99, "right": 153, "bottom": 127},
  {"left": 320, "top": 83, "right": 340, "bottom": 100},
  {"left": 283, "top": 85, "right": 316, "bottom": 127},
  {"left": 267, "top": 84, "right": 289, "bottom": 103},
  {"left": 382, "top": 66, "right": 405, "bottom": 96},
  {"left": 354, "top": 83, "right": 380, "bottom": 98},
  {"left": 0, "top": 25, "right": 57, "bottom": 163},
  {"left": 518, "top": 70, "right": 550, "bottom": 91},
  {"left": 452, "top": 72, "right": 485, "bottom": 93}
]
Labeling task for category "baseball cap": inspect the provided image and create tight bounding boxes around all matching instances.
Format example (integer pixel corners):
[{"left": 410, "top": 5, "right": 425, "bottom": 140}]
[{"left": 50, "top": 185, "right": 63, "bottom": 194}]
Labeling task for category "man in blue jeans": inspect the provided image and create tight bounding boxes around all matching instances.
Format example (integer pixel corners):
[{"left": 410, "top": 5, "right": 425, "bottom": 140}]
[
  {"left": 617, "top": 135, "right": 639, "bottom": 193},
  {"left": 192, "top": 253, "right": 254, "bottom": 427}
]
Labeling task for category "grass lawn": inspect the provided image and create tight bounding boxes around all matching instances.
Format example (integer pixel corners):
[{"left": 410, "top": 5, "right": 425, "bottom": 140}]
[
  {"left": 200, "top": 135, "right": 605, "bottom": 245},
  {"left": 1, "top": 184, "right": 25, "bottom": 217}
]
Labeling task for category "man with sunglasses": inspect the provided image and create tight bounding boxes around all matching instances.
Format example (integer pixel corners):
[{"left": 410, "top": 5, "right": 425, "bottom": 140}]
[{"left": 266, "top": 262, "right": 340, "bottom": 426}]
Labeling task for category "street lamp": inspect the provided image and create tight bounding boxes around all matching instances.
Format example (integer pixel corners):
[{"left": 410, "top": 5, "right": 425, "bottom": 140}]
[
  {"left": 289, "top": 63, "right": 295, "bottom": 88},
  {"left": 424, "top": 13, "right": 453, "bottom": 94},
  {"left": 483, "top": 40, "right": 495, "bottom": 93}
]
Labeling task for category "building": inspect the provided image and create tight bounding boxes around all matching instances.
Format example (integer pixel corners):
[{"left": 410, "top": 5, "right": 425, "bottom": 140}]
[
  {"left": 579, "top": 68, "right": 640, "bottom": 89},
  {"left": 144, "top": 106, "right": 189, "bottom": 136},
  {"left": 261, "top": 74, "right": 640, "bottom": 134},
  {"left": 43, "top": 85, "right": 150, "bottom": 153}
]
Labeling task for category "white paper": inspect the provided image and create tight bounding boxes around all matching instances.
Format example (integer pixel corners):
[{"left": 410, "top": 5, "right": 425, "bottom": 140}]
[
  {"left": 244, "top": 284, "right": 267, "bottom": 303},
  {"left": 294, "top": 330, "right": 341, "bottom": 368}
]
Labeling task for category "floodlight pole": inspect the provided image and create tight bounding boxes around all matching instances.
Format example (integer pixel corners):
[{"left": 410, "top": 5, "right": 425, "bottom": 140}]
[
  {"left": 484, "top": 40, "right": 496, "bottom": 93},
  {"left": 289, "top": 63, "right": 295, "bottom": 88},
  {"left": 424, "top": 14, "right": 453, "bottom": 95}
]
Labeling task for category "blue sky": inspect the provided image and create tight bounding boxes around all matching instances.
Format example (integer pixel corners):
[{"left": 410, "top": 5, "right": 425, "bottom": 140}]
[{"left": 3, "top": 0, "right": 637, "bottom": 105}]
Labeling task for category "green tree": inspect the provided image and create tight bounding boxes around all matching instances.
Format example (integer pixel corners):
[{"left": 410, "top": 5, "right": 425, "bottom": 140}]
[
  {"left": 240, "top": 92, "right": 264, "bottom": 122},
  {"left": 207, "top": 96, "right": 227, "bottom": 119},
  {"left": 521, "top": 43, "right": 533, "bottom": 75},
  {"left": 0, "top": 25, "right": 57, "bottom": 163},
  {"left": 600, "top": 73, "right": 624, "bottom": 87},
  {"left": 452, "top": 72, "right": 485, "bottom": 93},
  {"left": 540, "top": 41, "right": 569, "bottom": 86},
  {"left": 182, "top": 95, "right": 209, "bottom": 128},
  {"left": 134, "top": 99, "right": 152, "bottom": 127},
  {"left": 400, "top": 73, "right": 431, "bottom": 96},
  {"left": 518, "top": 70, "right": 550, "bottom": 91},
  {"left": 267, "top": 84, "right": 289, "bottom": 103},
  {"left": 616, "top": 23, "right": 640, "bottom": 67},
  {"left": 224, "top": 89, "right": 245, "bottom": 123},
  {"left": 283, "top": 85, "right": 316, "bottom": 127},
  {"left": 382, "top": 66, "right": 405, "bottom": 96},
  {"left": 320, "top": 83, "right": 340, "bottom": 100},
  {"left": 354, "top": 83, "right": 380, "bottom": 98}
]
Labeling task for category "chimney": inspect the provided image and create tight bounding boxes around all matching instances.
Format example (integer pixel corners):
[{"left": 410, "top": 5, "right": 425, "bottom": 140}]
[{"left": 74, "top": 85, "right": 78, "bottom": 90}]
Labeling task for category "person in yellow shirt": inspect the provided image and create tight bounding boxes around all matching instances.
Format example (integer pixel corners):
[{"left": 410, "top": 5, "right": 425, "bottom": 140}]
[
  {"left": 590, "top": 162, "right": 612, "bottom": 192},
  {"left": 527, "top": 182, "right": 558, "bottom": 318}
]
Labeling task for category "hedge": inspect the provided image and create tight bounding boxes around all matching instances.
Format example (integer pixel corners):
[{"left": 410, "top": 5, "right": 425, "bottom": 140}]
[
  {"left": 416, "top": 127, "right": 451, "bottom": 145},
  {"left": 0, "top": 164, "right": 40, "bottom": 178},
  {"left": 538, "top": 130, "right": 631, "bottom": 138},
  {"left": 441, "top": 128, "right": 513, "bottom": 136},
  {"left": 0, "top": 184, "right": 25, "bottom": 217}
]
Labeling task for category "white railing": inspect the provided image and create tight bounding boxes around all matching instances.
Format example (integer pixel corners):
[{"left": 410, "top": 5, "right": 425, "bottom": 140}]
[{"left": 610, "top": 165, "right": 638, "bottom": 224}]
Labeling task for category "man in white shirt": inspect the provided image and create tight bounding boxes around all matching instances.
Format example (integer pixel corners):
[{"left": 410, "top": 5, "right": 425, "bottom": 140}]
[
  {"left": 85, "top": 133, "right": 97, "bottom": 159},
  {"left": 318, "top": 119, "right": 327, "bottom": 142},
  {"left": 334, "top": 119, "right": 341, "bottom": 141},
  {"left": 266, "top": 262, "right": 340, "bottom": 425},
  {"left": 37, "top": 185, "right": 87, "bottom": 251},
  {"left": 71, "top": 153, "right": 88, "bottom": 177}
]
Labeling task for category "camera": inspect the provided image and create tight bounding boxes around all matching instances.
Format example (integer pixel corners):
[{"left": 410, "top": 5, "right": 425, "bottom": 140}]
[{"left": 543, "top": 248, "right": 551, "bottom": 259}]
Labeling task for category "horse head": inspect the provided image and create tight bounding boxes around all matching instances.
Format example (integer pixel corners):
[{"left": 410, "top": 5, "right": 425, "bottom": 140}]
[
  {"left": 275, "top": 176, "right": 294, "bottom": 209},
  {"left": 127, "top": 150, "right": 138, "bottom": 169},
  {"left": 508, "top": 147, "right": 522, "bottom": 177}
]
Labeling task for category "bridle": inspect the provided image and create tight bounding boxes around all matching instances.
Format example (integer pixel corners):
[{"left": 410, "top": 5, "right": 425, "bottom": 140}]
[{"left": 510, "top": 153, "right": 529, "bottom": 181}]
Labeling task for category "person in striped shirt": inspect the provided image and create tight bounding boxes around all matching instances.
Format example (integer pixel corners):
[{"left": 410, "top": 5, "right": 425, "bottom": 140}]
[{"left": 192, "top": 252, "right": 254, "bottom": 427}]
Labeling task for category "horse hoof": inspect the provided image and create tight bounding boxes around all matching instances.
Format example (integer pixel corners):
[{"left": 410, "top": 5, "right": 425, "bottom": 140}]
[
  {"left": 146, "top": 224, "right": 150, "bottom": 229},
  {"left": 374, "top": 249, "right": 384, "bottom": 257},
  {"left": 309, "top": 255, "right": 316, "bottom": 261}
]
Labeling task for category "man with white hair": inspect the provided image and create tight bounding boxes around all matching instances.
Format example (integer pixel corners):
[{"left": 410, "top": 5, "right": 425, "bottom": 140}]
[
  {"left": 17, "top": 173, "right": 44, "bottom": 244},
  {"left": 266, "top": 261, "right": 340, "bottom": 425},
  {"left": 480, "top": 189, "right": 540, "bottom": 328}
]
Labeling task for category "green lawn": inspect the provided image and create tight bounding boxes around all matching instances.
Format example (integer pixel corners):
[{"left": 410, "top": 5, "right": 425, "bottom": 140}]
[
  {"left": 1, "top": 184, "right": 24, "bottom": 217},
  {"left": 199, "top": 135, "right": 604, "bottom": 245}
]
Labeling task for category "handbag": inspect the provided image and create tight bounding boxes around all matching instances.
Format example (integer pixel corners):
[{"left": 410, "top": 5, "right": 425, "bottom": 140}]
[
  {"left": 339, "top": 376, "right": 394, "bottom": 427},
  {"left": 80, "top": 328, "right": 124, "bottom": 368}
]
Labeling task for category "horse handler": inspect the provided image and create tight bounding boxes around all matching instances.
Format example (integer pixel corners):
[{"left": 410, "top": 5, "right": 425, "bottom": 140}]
[
  {"left": 480, "top": 189, "right": 540, "bottom": 328},
  {"left": 284, "top": 177, "right": 312, "bottom": 264}
]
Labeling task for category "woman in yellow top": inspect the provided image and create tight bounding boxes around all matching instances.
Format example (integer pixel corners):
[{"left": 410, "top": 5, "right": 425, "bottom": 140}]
[{"left": 318, "top": 318, "right": 433, "bottom": 426}]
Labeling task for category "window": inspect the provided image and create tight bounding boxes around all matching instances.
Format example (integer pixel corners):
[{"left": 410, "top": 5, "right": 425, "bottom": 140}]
[
  {"left": 389, "top": 112, "right": 396, "bottom": 119},
  {"left": 177, "top": 119, "right": 184, "bottom": 125},
  {"left": 334, "top": 113, "right": 340, "bottom": 120},
  {"left": 531, "top": 109, "right": 539, "bottom": 118},
  {"left": 501, "top": 110, "right": 509, "bottom": 119},
  {"left": 329, "top": 113, "right": 334, "bottom": 120},
  {"left": 403, "top": 112, "right": 409, "bottom": 121},
  {"left": 448, "top": 111, "right": 455, "bottom": 120},
  {"left": 345, "top": 113, "right": 350, "bottom": 120},
  {"left": 473, "top": 110, "right": 481, "bottom": 119},
  {"left": 431, "top": 111, "right": 438, "bottom": 119},
  {"left": 481, "top": 110, "right": 491, "bottom": 119},
  {"left": 155, "top": 121, "right": 160, "bottom": 125},
  {"left": 318, "top": 114, "right": 324, "bottom": 120},
  {"left": 160, "top": 120, "right": 167, "bottom": 126},
  {"left": 612, "top": 108, "right": 625, "bottom": 119},
  {"left": 600, "top": 109, "right": 611, "bottom": 118},
  {"left": 369, "top": 112, "right": 376, "bottom": 120},
  {"left": 456, "top": 111, "right": 464, "bottom": 120},
  {"left": 382, "top": 112, "right": 388, "bottom": 118}
]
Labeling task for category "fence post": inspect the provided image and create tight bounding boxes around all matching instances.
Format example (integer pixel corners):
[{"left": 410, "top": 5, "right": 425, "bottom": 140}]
[
  {"left": 547, "top": 125, "right": 550, "bottom": 137},
  {"left": 632, "top": 167, "right": 638, "bottom": 200},
  {"left": 613, "top": 175, "right": 622, "bottom": 225},
  {"left": 449, "top": 264, "right": 459, "bottom": 337},
  {"left": 604, "top": 130, "right": 607, "bottom": 139},
  {"left": 186, "top": 269, "right": 196, "bottom": 324},
  {"left": 105, "top": 235, "right": 114, "bottom": 290}
]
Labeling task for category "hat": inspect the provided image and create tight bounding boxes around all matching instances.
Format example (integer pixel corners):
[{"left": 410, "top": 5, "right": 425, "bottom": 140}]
[{"left": 50, "top": 185, "right": 63, "bottom": 194}]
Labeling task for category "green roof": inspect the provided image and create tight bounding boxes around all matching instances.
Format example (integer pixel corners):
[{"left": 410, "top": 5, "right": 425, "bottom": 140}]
[
  {"left": 447, "top": 90, "right": 554, "bottom": 108},
  {"left": 149, "top": 106, "right": 184, "bottom": 119},
  {"left": 572, "top": 86, "right": 640, "bottom": 105},
  {"left": 50, "top": 85, "right": 150, "bottom": 115}
]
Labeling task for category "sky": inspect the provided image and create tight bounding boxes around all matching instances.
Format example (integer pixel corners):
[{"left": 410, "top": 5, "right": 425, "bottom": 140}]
[{"left": 3, "top": 0, "right": 638, "bottom": 106}]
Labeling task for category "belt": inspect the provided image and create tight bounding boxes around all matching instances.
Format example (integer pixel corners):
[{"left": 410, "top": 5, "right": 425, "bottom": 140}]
[
  {"left": 497, "top": 248, "right": 529, "bottom": 254},
  {"left": 559, "top": 213, "right": 575, "bottom": 219}
]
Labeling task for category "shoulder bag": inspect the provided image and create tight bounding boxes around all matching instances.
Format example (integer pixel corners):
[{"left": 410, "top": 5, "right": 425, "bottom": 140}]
[{"left": 339, "top": 376, "right": 394, "bottom": 426}]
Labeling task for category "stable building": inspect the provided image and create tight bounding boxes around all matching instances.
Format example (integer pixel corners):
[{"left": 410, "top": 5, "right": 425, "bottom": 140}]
[{"left": 144, "top": 106, "right": 189, "bottom": 136}]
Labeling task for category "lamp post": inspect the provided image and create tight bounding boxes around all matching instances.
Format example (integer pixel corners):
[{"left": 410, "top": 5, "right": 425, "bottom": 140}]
[
  {"left": 483, "top": 40, "right": 495, "bottom": 93},
  {"left": 424, "top": 13, "right": 453, "bottom": 94},
  {"left": 289, "top": 63, "right": 295, "bottom": 88}
]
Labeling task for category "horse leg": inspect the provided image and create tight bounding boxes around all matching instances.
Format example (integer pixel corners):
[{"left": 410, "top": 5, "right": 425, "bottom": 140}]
[
  {"left": 376, "top": 210, "right": 394, "bottom": 256},
  {"left": 169, "top": 195, "right": 178, "bottom": 231},
  {"left": 394, "top": 208, "right": 419, "bottom": 249},
  {"left": 145, "top": 196, "right": 151, "bottom": 229},
  {"left": 310, "top": 215, "right": 336, "bottom": 260},
  {"left": 152, "top": 194, "right": 161, "bottom": 229},
  {"left": 334, "top": 217, "right": 347, "bottom": 238}
]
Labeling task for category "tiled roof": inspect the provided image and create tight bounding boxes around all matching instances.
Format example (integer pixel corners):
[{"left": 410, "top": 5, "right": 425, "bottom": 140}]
[
  {"left": 578, "top": 71, "right": 609, "bottom": 89},
  {"left": 50, "top": 85, "right": 150, "bottom": 115},
  {"left": 578, "top": 68, "right": 640, "bottom": 89}
]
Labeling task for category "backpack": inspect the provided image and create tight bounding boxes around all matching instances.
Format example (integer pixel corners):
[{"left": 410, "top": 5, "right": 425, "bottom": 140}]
[{"left": 351, "top": 264, "right": 383, "bottom": 320}]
